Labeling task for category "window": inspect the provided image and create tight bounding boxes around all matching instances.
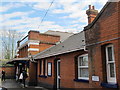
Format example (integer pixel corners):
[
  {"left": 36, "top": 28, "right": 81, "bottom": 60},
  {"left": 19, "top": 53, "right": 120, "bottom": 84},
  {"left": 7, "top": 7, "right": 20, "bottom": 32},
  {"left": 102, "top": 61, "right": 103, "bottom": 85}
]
[
  {"left": 40, "top": 59, "right": 47, "bottom": 76},
  {"left": 44, "top": 59, "right": 47, "bottom": 76},
  {"left": 47, "top": 62, "right": 52, "bottom": 76},
  {"left": 40, "top": 60, "right": 43, "bottom": 75},
  {"left": 106, "top": 44, "right": 116, "bottom": 83},
  {"left": 78, "top": 54, "right": 89, "bottom": 80}
]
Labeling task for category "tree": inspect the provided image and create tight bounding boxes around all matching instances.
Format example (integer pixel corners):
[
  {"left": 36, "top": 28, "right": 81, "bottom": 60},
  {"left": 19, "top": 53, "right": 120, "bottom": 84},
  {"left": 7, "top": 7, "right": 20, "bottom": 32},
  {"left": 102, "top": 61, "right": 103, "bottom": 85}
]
[{"left": 1, "top": 30, "right": 23, "bottom": 59}]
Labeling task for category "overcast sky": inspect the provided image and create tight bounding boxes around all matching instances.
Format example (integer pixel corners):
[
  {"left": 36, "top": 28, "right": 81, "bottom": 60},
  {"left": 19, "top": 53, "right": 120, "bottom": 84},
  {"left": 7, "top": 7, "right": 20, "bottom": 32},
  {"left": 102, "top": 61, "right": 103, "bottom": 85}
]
[{"left": 0, "top": 0, "right": 109, "bottom": 35}]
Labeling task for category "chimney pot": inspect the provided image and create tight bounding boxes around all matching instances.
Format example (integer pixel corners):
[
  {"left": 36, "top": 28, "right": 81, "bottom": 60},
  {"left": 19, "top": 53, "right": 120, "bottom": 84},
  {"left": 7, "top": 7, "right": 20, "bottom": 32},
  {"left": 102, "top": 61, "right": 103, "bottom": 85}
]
[{"left": 86, "top": 5, "right": 98, "bottom": 24}]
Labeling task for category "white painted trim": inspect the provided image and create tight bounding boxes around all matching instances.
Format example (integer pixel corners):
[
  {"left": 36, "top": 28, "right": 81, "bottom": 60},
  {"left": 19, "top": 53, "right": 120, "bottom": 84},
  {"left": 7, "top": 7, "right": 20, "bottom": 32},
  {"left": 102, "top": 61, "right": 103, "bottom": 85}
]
[
  {"left": 78, "top": 77, "right": 89, "bottom": 80},
  {"left": 41, "top": 60, "right": 44, "bottom": 75},
  {"left": 16, "top": 49, "right": 19, "bottom": 52},
  {"left": 28, "top": 48, "right": 39, "bottom": 51},
  {"left": 45, "top": 59, "right": 47, "bottom": 76},
  {"left": 29, "top": 40, "right": 40, "bottom": 43},
  {"left": 78, "top": 54, "right": 89, "bottom": 80},
  {"left": 15, "top": 54, "right": 19, "bottom": 56},
  {"left": 106, "top": 44, "right": 116, "bottom": 84},
  {"left": 28, "top": 40, "right": 39, "bottom": 46},
  {"left": 28, "top": 42, "right": 39, "bottom": 46},
  {"left": 57, "top": 60, "right": 60, "bottom": 89},
  {"left": 18, "top": 40, "right": 40, "bottom": 49}
]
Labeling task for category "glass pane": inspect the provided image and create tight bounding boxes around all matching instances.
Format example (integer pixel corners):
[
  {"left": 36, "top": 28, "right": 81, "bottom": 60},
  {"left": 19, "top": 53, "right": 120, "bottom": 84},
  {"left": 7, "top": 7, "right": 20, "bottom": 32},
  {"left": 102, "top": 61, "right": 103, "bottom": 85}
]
[
  {"left": 107, "top": 47, "right": 113, "bottom": 61},
  {"left": 110, "top": 63, "right": 115, "bottom": 77},
  {"left": 79, "top": 56, "right": 88, "bottom": 66},
  {"left": 58, "top": 62, "right": 60, "bottom": 76},
  {"left": 79, "top": 68, "right": 89, "bottom": 77}
]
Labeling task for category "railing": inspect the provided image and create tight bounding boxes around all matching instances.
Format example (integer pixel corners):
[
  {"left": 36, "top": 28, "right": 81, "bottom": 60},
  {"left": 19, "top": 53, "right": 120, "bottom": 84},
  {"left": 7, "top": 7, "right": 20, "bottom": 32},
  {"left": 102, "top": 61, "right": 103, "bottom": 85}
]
[{"left": 19, "top": 36, "right": 28, "bottom": 46}]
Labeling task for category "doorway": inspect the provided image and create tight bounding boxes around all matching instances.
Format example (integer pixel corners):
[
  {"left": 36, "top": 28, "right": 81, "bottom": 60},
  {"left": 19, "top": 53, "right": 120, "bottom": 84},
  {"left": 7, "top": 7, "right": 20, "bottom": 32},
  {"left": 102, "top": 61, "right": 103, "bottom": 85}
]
[{"left": 57, "top": 60, "right": 60, "bottom": 89}]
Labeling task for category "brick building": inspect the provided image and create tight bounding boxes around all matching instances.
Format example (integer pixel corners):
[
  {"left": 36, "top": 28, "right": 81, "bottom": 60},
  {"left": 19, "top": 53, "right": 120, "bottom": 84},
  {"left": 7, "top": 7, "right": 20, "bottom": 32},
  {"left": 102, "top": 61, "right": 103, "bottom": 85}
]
[
  {"left": 84, "top": 2, "right": 120, "bottom": 88},
  {"left": 0, "top": 66, "right": 15, "bottom": 79},
  {"left": 33, "top": 1, "right": 119, "bottom": 89},
  {"left": 34, "top": 31, "right": 88, "bottom": 88},
  {"left": 7, "top": 1, "right": 120, "bottom": 89},
  {"left": 17, "top": 30, "right": 60, "bottom": 58},
  {"left": 8, "top": 30, "right": 73, "bottom": 85},
  {"left": 8, "top": 30, "right": 60, "bottom": 85}
]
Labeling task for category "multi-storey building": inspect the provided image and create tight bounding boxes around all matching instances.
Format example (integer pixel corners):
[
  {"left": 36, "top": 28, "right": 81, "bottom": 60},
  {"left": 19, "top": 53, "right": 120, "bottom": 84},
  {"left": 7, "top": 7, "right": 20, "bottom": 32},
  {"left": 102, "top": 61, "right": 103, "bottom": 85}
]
[
  {"left": 13, "top": 30, "right": 60, "bottom": 85},
  {"left": 16, "top": 30, "right": 60, "bottom": 58},
  {"left": 8, "top": 30, "right": 73, "bottom": 85}
]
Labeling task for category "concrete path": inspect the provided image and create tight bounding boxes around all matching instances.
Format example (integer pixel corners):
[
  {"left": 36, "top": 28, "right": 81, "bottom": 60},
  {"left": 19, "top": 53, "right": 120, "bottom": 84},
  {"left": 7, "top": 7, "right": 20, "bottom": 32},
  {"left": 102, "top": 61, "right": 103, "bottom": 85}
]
[
  {"left": 0, "top": 79, "right": 48, "bottom": 90},
  {"left": 1, "top": 79, "right": 22, "bottom": 88}
]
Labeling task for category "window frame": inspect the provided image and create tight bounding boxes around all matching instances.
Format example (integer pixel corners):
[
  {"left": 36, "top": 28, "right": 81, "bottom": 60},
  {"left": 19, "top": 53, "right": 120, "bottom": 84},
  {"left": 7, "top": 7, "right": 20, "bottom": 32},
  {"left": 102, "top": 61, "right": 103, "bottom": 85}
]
[
  {"left": 47, "top": 62, "right": 52, "bottom": 76},
  {"left": 105, "top": 44, "right": 116, "bottom": 84},
  {"left": 78, "top": 54, "right": 89, "bottom": 80},
  {"left": 44, "top": 59, "right": 47, "bottom": 76},
  {"left": 40, "top": 60, "right": 44, "bottom": 75}
]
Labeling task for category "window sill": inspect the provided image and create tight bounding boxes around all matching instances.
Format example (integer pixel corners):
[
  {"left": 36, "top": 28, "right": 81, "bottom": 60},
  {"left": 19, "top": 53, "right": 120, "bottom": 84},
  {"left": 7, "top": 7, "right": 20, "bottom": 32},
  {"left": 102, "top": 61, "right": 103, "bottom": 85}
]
[
  {"left": 101, "top": 82, "right": 118, "bottom": 88},
  {"left": 39, "top": 75, "right": 47, "bottom": 78},
  {"left": 74, "top": 79, "right": 89, "bottom": 83},
  {"left": 47, "top": 75, "right": 52, "bottom": 77}
]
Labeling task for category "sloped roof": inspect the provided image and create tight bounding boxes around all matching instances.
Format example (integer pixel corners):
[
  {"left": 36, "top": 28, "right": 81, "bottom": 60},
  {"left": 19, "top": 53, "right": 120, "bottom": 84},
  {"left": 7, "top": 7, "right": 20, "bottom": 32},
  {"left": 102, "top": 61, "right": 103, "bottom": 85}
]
[
  {"left": 45, "top": 30, "right": 74, "bottom": 42},
  {"left": 6, "top": 57, "right": 29, "bottom": 64},
  {"left": 34, "top": 31, "right": 85, "bottom": 59}
]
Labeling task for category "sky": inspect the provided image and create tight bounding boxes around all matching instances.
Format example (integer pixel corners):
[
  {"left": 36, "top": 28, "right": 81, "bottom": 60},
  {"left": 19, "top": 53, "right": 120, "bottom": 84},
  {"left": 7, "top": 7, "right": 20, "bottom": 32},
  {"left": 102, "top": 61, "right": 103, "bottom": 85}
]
[
  {"left": 0, "top": 0, "right": 110, "bottom": 58},
  {"left": 0, "top": 0, "right": 109, "bottom": 36}
]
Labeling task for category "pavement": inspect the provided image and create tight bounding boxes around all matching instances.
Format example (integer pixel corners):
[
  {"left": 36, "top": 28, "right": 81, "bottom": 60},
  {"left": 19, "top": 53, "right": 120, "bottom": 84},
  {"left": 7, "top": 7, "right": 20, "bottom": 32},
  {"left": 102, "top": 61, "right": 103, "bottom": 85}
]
[{"left": 0, "top": 78, "right": 48, "bottom": 90}]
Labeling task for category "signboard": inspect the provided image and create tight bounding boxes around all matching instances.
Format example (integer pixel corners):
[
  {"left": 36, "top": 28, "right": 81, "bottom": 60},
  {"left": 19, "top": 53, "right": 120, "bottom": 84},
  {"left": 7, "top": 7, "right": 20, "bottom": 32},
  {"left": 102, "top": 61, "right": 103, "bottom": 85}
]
[
  {"left": 92, "top": 76, "right": 99, "bottom": 81},
  {"left": 48, "top": 63, "right": 52, "bottom": 76}
]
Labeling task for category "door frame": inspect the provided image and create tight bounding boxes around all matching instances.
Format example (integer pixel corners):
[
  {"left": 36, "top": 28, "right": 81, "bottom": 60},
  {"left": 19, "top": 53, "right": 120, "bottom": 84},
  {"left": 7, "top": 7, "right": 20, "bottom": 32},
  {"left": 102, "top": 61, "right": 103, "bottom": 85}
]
[
  {"left": 54, "top": 59, "right": 61, "bottom": 89},
  {"left": 57, "top": 60, "right": 60, "bottom": 89}
]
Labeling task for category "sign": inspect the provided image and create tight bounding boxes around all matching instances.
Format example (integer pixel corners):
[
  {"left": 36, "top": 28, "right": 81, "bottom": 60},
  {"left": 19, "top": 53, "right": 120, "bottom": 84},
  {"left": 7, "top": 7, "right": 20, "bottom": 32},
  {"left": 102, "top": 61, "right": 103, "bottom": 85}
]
[
  {"left": 92, "top": 76, "right": 99, "bottom": 81},
  {"left": 48, "top": 63, "right": 52, "bottom": 76}
]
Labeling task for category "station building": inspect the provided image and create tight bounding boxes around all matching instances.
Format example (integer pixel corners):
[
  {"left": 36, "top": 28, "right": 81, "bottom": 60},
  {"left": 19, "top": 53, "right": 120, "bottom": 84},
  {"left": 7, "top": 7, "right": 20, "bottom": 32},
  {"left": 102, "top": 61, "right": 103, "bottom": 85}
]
[{"left": 7, "top": 1, "right": 120, "bottom": 89}]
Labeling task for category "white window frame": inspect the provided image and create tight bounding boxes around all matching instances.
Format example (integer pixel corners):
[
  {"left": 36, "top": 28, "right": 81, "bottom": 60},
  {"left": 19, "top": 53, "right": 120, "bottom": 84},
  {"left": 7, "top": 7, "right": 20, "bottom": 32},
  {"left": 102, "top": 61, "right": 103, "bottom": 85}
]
[
  {"left": 47, "top": 62, "right": 52, "bottom": 76},
  {"left": 78, "top": 54, "right": 89, "bottom": 80},
  {"left": 106, "top": 44, "right": 116, "bottom": 84},
  {"left": 45, "top": 59, "right": 47, "bottom": 76},
  {"left": 40, "top": 60, "right": 43, "bottom": 75}
]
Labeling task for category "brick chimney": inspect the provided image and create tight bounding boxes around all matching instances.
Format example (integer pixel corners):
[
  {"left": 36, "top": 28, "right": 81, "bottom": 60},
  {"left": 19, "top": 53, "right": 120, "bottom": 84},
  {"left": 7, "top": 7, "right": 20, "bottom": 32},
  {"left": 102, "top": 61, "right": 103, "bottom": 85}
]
[{"left": 86, "top": 5, "right": 98, "bottom": 24}]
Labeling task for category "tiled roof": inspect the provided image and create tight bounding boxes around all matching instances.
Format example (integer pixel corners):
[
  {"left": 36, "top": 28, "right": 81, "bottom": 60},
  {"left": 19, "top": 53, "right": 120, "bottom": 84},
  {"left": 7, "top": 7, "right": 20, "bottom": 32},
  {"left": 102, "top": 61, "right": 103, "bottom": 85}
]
[{"left": 34, "top": 31, "right": 85, "bottom": 59}]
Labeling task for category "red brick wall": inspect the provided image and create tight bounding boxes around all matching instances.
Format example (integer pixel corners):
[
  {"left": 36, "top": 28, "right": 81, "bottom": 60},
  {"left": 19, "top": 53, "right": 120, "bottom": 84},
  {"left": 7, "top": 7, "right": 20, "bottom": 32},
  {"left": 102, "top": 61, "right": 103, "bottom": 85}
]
[
  {"left": 28, "top": 31, "right": 40, "bottom": 40},
  {"left": 85, "top": 2, "right": 120, "bottom": 88},
  {"left": 18, "top": 45, "right": 28, "bottom": 58},
  {"left": 0, "top": 66, "right": 15, "bottom": 78},
  {"left": 26, "top": 31, "right": 60, "bottom": 85},
  {"left": 28, "top": 31, "right": 60, "bottom": 44},
  {"left": 39, "top": 34, "right": 60, "bottom": 44},
  {"left": 18, "top": 31, "right": 60, "bottom": 58},
  {"left": 37, "top": 50, "right": 89, "bottom": 88},
  {"left": 39, "top": 44, "right": 53, "bottom": 52},
  {"left": 37, "top": 57, "right": 55, "bottom": 85},
  {"left": 118, "top": 1, "right": 120, "bottom": 87},
  {"left": 60, "top": 51, "right": 89, "bottom": 88}
]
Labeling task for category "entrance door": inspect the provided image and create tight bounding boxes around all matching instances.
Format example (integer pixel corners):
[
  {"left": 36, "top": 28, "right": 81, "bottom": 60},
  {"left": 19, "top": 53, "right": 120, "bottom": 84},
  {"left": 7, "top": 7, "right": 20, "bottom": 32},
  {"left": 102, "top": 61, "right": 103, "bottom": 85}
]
[{"left": 57, "top": 60, "right": 60, "bottom": 89}]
